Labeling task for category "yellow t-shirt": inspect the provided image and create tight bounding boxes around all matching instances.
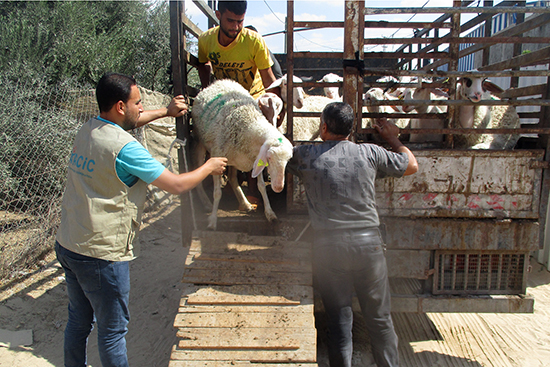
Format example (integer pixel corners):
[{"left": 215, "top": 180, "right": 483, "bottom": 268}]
[{"left": 198, "top": 27, "right": 273, "bottom": 99}]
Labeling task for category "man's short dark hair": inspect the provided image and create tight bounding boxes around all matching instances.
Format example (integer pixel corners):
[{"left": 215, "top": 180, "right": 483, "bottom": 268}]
[
  {"left": 96, "top": 72, "right": 136, "bottom": 113},
  {"left": 218, "top": 0, "right": 247, "bottom": 15},
  {"left": 321, "top": 102, "right": 354, "bottom": 136}
]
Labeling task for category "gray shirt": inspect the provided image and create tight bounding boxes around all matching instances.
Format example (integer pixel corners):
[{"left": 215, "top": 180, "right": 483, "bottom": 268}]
[{"left": 287, "top": 140, "right": 409, "bottom": 230}]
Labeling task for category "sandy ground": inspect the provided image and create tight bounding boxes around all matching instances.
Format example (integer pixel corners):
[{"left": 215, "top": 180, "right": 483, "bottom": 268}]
[{"left": 1, "top": 199, "right": 550, "bottom": 367}]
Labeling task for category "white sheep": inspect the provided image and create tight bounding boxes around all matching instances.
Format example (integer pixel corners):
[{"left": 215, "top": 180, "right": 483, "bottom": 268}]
[
  {"left": 318, "top": 73, "right": 343, "bottom": 100},
  {"left": 401, "top": 82, "right": 448, "bottom": 143},
  {"left": 257, "top": 92, "right": 283, "bottom": 126},
  {"left": 191, "top": 79, "right": 294, "bottom": 230},
  {"left": 266, "top": 74, "right": 305, "bottom": 109},
  {"left": 362, "top": 87, "right": 410, "bottom": 137},
  {"left": 454, "top": 76, "right": 520, "bottom": 149},
  {"left": 278, "top": 95, "right": 335, "bottom": 141}
]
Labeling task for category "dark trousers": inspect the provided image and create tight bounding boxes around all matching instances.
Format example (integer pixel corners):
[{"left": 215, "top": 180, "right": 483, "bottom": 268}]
[{"left": 313, "top": 228, "right": 399, "bottom": 367}]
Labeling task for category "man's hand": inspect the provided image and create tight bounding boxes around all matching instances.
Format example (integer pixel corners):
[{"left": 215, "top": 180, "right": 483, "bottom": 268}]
[
  {"left": 374, "top": 118, "right": 399, "bottom": 141},
  {"left": 205, "top": 157, "right": 228, "bottom": 175},
  {"left": 166, "top": 95, "right": 188, "bottom": 118}
]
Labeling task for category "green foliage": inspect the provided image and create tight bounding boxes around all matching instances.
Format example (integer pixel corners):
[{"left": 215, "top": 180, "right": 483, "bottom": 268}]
[
  {"left": 0, "top": 76, "right": 81, "bottom": 213},
  {"left": 0, "top": 0, "right": 185, "bottom": 93}
]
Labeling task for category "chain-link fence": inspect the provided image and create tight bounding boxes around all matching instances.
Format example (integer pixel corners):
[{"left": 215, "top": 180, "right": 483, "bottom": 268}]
[{"left": 0, "top": 77, "right": 180, "bottom": 282}]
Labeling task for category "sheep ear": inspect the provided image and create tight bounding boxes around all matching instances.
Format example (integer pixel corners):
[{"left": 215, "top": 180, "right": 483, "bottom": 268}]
[
  {"left": 252, "top": 142, "right": 270, "bottom": 178},
  {"left": 266, "top": 78, "right": 283, "bottom": 90},
  {"left": 483, "top": 80, "right": 504, "bottom": 95}
]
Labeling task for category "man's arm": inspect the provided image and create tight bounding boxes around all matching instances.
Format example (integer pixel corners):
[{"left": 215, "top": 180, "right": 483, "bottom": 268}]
[
  {"left": 151, "top": 157, "right": 227, "bottom": 195},
  {"left": 259, "top": 67, "right": 277, "bottom": 92},
  {"left": 375, "top": 118, "right": 418, "bottom": 176},
  {"left": 137, "top": 95, "right": 188, "bottom": 128},
  {"left": 198, "top": 62, "right": 213, "bottom": 89}
]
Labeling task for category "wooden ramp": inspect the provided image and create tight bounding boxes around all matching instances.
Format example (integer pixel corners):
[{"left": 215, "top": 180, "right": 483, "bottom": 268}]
[{"left": 169, "top": 231, "right": 318, "bottom": 366}]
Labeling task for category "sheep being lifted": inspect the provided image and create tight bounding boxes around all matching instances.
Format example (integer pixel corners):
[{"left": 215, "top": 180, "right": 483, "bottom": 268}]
[{"left": 191, "top": 79, "right": 293, "bottom": 230}]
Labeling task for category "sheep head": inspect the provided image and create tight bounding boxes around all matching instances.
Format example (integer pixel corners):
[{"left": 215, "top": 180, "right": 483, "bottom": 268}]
[
  {"left": 318, "top": 73, "right": 343, "bottom": 99},
  {"left": 267, "top": 74, "right": 305, "bottom": 109},
  {"left": 458, "top": 76, "right": 504, "bottom": 102},
  {"left": 252, "top": 135, "right": 293, "bottom": 193},
  {"left": 258, "top": 92, "right": 283, "bottom": 126}
]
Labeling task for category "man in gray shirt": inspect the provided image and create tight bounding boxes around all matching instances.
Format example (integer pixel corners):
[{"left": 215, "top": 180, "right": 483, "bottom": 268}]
[{"left": 287, "top": 102, "right": 418, "bottom": 367}]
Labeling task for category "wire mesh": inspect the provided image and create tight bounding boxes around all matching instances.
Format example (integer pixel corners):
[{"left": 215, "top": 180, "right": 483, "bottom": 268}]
[{"left": 0, "top": 78, "right": 179, "bottom": 282}]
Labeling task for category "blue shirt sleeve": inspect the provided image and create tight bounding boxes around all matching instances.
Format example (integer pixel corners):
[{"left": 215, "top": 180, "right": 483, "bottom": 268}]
[{"left": 116, "top": 141, "right": 166, "bottom": 186}]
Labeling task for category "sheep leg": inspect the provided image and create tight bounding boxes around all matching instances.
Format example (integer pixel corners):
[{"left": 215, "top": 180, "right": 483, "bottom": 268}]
[
  {"left": 257, "top": 173, "right": 278, "bottom": 223},
  {"left": 193, "top": 143, "right": 213, "bottom": 210},
  {"left": 207, "top": 175, "right": 222, "bottom": 230},
  {"left": 227, "top": 168, "right": 256, "bottom": 212}
]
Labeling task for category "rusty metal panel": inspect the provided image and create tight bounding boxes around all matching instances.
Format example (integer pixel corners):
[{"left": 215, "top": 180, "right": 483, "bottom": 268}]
[
  {"left": 376, "top": 150, "right": 545, "bottom": 219},
  {"left": 419, "top": 294, "right": 534, "bottom": 313},
  {"left": 386, "top": 250, "right": 432, "bottom": 279},
  {"left": 381, "top": 217, "right": 539, "bottom": 251}
]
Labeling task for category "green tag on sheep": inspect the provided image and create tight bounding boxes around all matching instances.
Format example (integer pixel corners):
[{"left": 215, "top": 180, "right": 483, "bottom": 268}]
[
  {"left": 278, "top": 137, "right": 283, "bottom": 143},
  {"left": 257, "top": 159, "right": 269, "bottom": 167}
]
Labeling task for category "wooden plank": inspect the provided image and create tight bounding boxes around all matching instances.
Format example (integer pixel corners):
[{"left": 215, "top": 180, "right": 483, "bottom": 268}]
[
  {"left": 191, "top": 231, "right": 312, "bottom": 250},
  {"left": 170, "top": 362, "right": 317, "bottom": 367},
  {"left": 178, "top": 304, "right": 314, "bottom": 313},
  {"left": 175, "top": 327, "right": 315, "bottom": 350},
  {"left": 180, "top": 284, "right": 314, "bottom": 303},
  {"left": 187, "top": 252, "right": 307, "bottom": 266},
  {"left": 173, "top": 311, "right": 315, "bottom": 328},
  {"left": 185, "top": 295, "right": 303, "bottom": 306},
  {"left": 184, "top": 257, "right": 312, "bottom": 273},
  {"left": 170, "top": 347, "right": 316, "bottom": 363},
  {"left": 189, "top": 242, "right": 311, "bottom": 261},
  {"left": 182, "top": 268, "right": 312, "bottom": 286},
  {"left": 188, "top": 241, "right": 312, "bottom": 258}
]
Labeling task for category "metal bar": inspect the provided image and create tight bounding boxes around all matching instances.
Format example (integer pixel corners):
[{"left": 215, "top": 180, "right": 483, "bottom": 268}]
[
  {"left": 464, "top": 254, "right": 469, "bottom": 290},
  {"left": 364, "top": 99, "right": 550, "bottom": 107},
  {"left": 286, "top": 0, "right": 295, "bottom": 212},
  {"left": 500, "top": 83, "right": 548, "bottom": 99},
  {"left": 480, "top": 46, "right": 550, "bottom": 71},
  {"left": 364, "top": 21, "right": 452, "bottom": 29},
  {"left": 482, "top": 0, "right": 493, "bottom": 67},
  {"left": 293, "top": 21, "right": 344, "bottom": 28},
  {"left": 365, "top": 51, "right": 451, "bottom": 60},
  {"left": 497, "top": 254, "right": 503, "bottom": 290},
  {"left": 364, "top": 6, "right": 550, "bottom": 15},
  {"left": 343, "top": 0, "right": 364, "bottom": 141},
  {"left": 365, "top": 37, "right": 550, "bottom": 45},
  {"left": 476, "top": 254, "right": 482, "bottom": 291},
  {"left": 451, "top": 254, "right": 457, "bottom": 291},
  {"left": 293, "top": 52, "right": 344, "bottom": 58},
  {"left": 170, "top": 0, "right": 193, "bottom": 246},
  {"left": 424, "top": 13, "right": 550, "bottom": 70},
  {"left": 395, "top": 0, "right": 519, "bottom": 57},
  {"left": 359, "top": 127, "right": 550, "bottom": 134},
  {"left": 363, "top": 69, "right": 550, "bottom": 78}
]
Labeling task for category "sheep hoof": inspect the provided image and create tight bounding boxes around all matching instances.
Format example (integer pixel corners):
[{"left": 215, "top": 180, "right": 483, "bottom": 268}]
[
  {"left": 265, "top": 210, "right": 278, "bottom": 223},
  {"left": 239, "top": 202, "right": 257, "bottom": 212},
  {"left": 207, "top": 215, "right": 218, "bottom": 231}
]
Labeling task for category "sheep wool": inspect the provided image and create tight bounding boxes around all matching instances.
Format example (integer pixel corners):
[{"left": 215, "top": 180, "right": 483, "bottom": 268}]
[
  {"left": 455, "top": 96, "right": 520, "bottom": 150},
  {"left": 191, "top": 79, "right": 293, "bottom": 230}
]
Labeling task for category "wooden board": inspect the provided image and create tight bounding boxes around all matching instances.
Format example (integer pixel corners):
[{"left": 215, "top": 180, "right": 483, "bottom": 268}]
[
  {"left": 176, "top": 327, "right": 315, "bottom": 350},
  {"left": 171, "top": 231, "right": 317, "bottom": 365}
]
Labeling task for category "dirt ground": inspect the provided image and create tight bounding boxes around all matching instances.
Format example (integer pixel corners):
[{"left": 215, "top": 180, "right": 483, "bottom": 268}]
[{"left": 1, "top": 199, "right": 550, "bottom": 367}]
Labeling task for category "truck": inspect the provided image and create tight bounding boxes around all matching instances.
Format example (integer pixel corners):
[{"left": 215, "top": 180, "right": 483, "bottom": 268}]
[{"left": 170, "top": 0, "right": 550, "bottom": 313}]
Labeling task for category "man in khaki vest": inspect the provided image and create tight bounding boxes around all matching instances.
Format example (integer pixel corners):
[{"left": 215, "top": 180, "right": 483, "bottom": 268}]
[{"left": 55, "top": 72, "right": 227, "bottom": 367}]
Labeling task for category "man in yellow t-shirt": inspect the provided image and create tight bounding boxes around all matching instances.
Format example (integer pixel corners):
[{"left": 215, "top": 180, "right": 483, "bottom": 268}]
[{"left": 197, "top": 0, "right": 277, "bottom": 99}]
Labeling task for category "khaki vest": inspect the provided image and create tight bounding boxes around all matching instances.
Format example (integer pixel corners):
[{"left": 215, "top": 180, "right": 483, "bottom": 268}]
[{"left": 56, "top": 118, "right": 147, "bottom": 261}]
